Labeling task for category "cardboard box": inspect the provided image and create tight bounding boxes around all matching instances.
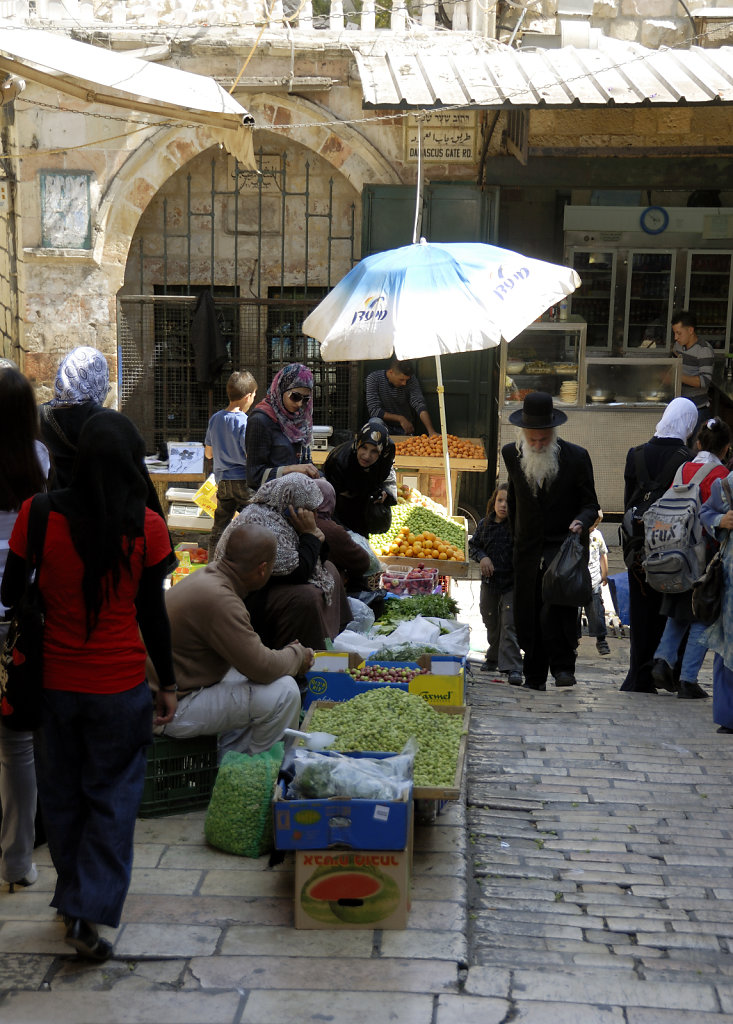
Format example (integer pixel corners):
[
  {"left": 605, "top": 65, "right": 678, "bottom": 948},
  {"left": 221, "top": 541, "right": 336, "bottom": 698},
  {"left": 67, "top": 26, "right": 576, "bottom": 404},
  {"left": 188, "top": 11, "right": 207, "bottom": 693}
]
[
  {"left": 294, "top": 848, "right": 410, "bottom": 929},
  {"left": 273, "top": 753, "right": 412, "bottom": 851},
  {"left": 167, "top": 442, "right": 205, "bottom": 474},
  {"left": 302, "top": 652, "right": 465, "bottom": 709}
]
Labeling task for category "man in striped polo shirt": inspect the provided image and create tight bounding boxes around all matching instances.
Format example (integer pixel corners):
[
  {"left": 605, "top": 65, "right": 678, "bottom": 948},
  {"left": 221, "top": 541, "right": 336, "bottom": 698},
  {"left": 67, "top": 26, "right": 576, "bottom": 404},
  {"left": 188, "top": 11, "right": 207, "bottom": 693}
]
[
  {"left": 671, "top": 309, "right": 714, "bottom": 434},
  {"left": 365, "top": 356, "right": 438, "bottom": 436}
]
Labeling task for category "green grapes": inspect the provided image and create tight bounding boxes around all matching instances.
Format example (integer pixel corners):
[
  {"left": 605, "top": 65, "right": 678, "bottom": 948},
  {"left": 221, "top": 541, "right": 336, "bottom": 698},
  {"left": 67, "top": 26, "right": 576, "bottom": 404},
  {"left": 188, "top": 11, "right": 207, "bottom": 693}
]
[{"left": 308, "top": 688, "right": 465, "bottom": 789}]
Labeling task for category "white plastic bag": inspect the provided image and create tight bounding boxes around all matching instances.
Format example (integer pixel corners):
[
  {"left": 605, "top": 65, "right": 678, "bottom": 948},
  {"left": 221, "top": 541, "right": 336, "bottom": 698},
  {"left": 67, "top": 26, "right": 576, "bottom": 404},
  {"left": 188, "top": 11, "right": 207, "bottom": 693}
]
[
  {"left": 346, "top": 597, "right": 376, "bottom": 635},
  {"left": 379, "top": 615, "right": 441, "bottom": 645},
  {"left": 331, "top": 629, "right": 385, "bottom": 659},
  {"left": 346, "top": 530, "right": 383, "bottom": 576},
  {"left": 434, "top": 623, "right": 470, "bottom": 657}
]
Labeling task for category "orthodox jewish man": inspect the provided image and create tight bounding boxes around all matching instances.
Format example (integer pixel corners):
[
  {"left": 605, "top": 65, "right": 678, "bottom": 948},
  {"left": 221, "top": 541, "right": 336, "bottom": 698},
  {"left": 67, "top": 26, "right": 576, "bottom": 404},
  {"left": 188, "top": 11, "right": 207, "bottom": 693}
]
[{"left": 502, "top": 391, "right": 600, "bottom": 691}]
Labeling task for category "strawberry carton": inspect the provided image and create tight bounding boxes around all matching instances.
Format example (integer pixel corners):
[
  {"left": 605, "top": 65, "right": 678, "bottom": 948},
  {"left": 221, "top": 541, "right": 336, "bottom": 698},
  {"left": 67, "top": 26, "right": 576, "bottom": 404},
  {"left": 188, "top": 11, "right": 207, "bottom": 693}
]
[{"left": 381, "top": 564, "right": 438, "bottom": 596}]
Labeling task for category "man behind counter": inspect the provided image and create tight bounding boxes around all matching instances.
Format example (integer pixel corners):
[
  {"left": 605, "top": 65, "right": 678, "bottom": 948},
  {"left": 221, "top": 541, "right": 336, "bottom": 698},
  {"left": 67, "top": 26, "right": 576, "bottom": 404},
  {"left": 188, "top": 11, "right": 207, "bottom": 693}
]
[
  {"left": 671, "top": 309, "right": 714, "bottom": 429},
  {"left": 366, "top": 356, "right": 438, "bottom": 436}
]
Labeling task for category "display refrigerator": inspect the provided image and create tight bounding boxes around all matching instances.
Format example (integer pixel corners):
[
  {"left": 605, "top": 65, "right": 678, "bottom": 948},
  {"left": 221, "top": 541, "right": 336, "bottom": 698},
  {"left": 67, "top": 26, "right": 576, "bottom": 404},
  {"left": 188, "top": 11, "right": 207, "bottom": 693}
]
[
  {"left": 564, "top": 205, "right": 733, "bottom": 355},
  {"left": 497, "top": 320, "right": 681, "bottom": 514}
]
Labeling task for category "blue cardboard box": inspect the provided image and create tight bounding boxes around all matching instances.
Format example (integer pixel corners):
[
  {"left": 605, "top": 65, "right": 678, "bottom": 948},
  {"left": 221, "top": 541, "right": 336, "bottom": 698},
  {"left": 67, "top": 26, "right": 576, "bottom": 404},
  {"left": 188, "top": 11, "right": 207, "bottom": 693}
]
[
  {"left": 273, "top": 752, "right": 412, "bottom": 851},
  {"left": 303, "top": 652, "right": 465, "bottom": 710}
]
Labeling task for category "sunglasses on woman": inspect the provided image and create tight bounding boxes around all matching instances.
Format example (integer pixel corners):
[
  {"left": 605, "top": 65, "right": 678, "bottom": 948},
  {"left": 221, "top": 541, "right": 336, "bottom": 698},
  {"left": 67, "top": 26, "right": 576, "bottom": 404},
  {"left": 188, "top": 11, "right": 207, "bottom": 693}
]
[{"left": 287, "top": 391, "right": 310, "bottom": 404}]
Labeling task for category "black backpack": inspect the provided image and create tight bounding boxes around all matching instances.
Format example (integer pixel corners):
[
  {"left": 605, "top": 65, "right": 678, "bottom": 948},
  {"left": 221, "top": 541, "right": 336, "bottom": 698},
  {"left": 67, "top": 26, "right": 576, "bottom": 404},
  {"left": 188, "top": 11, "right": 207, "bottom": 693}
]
[{"left": 619, "top": 445, "right": 688, "bottom": 570}]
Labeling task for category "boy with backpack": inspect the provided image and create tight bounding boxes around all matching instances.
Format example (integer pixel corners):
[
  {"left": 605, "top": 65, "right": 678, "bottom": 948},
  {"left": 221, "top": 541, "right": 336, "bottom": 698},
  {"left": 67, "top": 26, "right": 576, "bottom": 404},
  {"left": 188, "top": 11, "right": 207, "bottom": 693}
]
[{"left": 204, "top": 370, "right": 258, "bottom": 556}]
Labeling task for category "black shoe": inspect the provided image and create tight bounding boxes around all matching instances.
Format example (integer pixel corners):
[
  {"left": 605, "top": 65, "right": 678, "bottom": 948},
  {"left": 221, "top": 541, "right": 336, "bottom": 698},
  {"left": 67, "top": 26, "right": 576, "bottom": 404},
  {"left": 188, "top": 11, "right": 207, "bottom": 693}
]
[
  {"left": 65, "top": 918, "right": 113, "bottom": 962},
  {"left": 523, "top": 680, "right": 546, "bottom": 691},
  {"left": 677, "top": 680, "right": 709, "bottom": 700},
  {"left": 480, "top": 660, "right": 498, "bottom": 673},
  {"left": 717, "top": 725, "right": 733, "bottom": 734},
  {"left": 508, "top": 672, "right": 523, "bottom": 686},
  {"left": 554, "top": 672, "right": 576, "bottom": 687},
  {"left": 650, "top": 658, "right": 677, "bottom": 692},
  {"left": 596, "top": 639, "right": 611, "bottom": 656}
]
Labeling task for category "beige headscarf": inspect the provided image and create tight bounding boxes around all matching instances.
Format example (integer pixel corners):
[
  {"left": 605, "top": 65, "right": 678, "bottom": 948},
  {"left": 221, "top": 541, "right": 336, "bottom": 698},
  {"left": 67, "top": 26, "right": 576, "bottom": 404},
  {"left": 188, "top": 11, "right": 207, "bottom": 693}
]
[{"left": 216, "top": 473, "right": 334, "bottom": 602}]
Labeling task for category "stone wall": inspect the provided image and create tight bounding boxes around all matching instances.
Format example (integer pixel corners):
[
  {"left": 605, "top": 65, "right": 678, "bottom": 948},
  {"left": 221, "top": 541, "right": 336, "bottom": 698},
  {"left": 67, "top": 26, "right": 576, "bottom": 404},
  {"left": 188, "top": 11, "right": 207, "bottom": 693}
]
[{"left": 4, "top": 0, "right": 732, "bottom": 48}]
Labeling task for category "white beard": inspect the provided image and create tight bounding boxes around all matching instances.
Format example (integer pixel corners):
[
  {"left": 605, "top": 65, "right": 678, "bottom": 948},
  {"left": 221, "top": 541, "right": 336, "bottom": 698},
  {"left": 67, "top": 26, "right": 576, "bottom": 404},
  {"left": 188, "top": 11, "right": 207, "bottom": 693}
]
[{"left": 517, "top": 432, "right": 560, "bottom": 494}]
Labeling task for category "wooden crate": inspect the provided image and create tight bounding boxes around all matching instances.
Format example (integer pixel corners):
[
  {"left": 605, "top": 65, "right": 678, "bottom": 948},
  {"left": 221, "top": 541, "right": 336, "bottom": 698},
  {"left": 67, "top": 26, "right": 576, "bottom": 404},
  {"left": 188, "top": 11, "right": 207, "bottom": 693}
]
[
  {"left": 379, "top": 515, "right": 470, "bottom": 578},
  {"left": 393, "top": 436, "right": 488, "bottom": 473},
  {"left": 300, "top": 703, "right": 470, "bottom": 801}
]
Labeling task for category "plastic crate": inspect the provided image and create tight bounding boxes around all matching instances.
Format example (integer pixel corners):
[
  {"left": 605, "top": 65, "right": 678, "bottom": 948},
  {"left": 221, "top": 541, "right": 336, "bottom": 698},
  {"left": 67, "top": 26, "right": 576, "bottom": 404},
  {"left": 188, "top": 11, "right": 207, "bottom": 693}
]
[
  {"left": 139, "top": 734, "right": 219, "bottom": 818},
  {"left": 381, "top": 564, "right": 438, "bottom": 596}
]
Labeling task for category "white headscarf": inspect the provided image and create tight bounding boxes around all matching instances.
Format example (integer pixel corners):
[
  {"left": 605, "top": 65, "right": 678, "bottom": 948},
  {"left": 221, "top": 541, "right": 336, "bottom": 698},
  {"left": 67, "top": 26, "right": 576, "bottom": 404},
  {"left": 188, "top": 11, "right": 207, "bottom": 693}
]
[{"left": 654, "top": 397, "right": 698, "bottom": 442}]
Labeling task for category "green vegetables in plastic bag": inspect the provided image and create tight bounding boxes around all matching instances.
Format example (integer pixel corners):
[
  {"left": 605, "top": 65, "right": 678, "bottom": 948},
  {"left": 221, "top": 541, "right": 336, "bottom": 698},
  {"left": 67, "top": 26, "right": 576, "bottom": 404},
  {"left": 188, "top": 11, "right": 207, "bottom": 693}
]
[{"left": 204, "top": 743, "right": 284, "bottom": 858}]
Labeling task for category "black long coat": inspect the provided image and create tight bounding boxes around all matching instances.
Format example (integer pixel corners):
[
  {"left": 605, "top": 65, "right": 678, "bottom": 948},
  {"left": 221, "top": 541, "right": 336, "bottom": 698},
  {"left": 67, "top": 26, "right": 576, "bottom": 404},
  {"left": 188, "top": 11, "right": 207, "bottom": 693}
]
[{"left": 502, "top": 437, "right": 600, "bottom": 650}]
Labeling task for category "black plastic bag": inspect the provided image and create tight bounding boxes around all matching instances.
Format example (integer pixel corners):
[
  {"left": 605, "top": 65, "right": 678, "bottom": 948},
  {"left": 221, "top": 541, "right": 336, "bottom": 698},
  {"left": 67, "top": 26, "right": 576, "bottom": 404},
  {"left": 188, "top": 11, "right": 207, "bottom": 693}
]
[{"left": 542, "top": 533, "right": 593, "bottom": 608}]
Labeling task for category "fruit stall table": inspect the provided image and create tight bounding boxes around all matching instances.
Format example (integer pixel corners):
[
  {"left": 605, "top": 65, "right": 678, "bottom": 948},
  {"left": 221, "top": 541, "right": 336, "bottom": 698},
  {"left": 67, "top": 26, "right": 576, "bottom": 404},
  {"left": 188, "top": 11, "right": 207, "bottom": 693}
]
[
  {"left": 312, "top": 436, "right": 488, "bottom": 512},
  {"left": 148, "top": 471, "right": 206, "bottom": 517}
]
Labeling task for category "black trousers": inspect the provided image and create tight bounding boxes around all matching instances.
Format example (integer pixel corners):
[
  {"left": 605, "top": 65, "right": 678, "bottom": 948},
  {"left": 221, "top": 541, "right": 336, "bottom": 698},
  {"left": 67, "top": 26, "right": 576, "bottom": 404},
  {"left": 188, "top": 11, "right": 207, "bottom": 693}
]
[{"left": 522, "top": 565, "right": 579, "bottom": 684}]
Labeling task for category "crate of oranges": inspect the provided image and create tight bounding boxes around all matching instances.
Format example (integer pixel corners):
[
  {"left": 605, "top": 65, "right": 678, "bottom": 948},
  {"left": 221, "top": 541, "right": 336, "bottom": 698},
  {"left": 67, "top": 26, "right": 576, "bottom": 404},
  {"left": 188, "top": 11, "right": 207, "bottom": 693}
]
[
  {"left": 393, "top": 435, "right": 487, "bottom": 468},
  {"left": 370, "top": 507, "right": 470, "bottom": 578}
]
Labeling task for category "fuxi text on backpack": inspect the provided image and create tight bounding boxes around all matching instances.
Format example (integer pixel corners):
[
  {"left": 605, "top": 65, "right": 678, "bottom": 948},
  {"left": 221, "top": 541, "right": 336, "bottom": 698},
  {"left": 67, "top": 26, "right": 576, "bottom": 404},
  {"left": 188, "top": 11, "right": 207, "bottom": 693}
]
[
  {"left": 641, "top": 462, "right": 716, "bottom": 594},
  {"left": 619, "top": 445, "right": 688, "bottom": 570}
]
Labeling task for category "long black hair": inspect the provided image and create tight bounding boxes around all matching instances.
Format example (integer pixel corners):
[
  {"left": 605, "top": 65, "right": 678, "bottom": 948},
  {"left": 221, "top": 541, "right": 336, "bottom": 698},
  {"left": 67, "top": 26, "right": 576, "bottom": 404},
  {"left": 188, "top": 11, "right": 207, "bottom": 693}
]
[
  {"left": 52, "top": 409, "right": 149, "bottom": 636},
  {"left": 0, "top": 367, "right": 46, "bottom": 512}
]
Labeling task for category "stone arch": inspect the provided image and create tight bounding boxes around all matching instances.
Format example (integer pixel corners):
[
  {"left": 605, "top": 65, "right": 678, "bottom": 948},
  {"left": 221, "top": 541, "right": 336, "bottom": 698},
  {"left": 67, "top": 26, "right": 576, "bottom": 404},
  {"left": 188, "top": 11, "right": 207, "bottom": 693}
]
[
  {"left": 96, "top": 98, "right": 400, "bottom": 276},
  {"left": 95, "top": 122, "right": 227, "bottom": 277},
  {"left": 234, "top": 91, "right": 402, "bottom": 194}
]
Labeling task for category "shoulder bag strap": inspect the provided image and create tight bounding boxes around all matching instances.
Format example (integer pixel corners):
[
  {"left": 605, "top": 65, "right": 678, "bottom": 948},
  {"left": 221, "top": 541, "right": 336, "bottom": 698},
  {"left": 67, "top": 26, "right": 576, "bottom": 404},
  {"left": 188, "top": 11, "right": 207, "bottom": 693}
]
[{"left": 24, "top": 494, "right": 51, "bottom": 584}]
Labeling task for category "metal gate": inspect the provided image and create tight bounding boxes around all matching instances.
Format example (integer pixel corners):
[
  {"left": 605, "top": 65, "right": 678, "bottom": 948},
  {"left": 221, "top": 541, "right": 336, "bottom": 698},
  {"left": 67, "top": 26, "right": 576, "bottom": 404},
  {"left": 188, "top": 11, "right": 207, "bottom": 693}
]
[{"left": 118, "top": 149, "right": 358, "bottom": 454}]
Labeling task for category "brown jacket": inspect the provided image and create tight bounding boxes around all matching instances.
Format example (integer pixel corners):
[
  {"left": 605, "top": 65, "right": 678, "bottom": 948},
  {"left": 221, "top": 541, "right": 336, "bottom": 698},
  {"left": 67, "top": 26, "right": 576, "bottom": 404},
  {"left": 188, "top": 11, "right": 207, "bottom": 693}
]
[{"left": 147, "top": 561, "right": 302, "bottom": 694}]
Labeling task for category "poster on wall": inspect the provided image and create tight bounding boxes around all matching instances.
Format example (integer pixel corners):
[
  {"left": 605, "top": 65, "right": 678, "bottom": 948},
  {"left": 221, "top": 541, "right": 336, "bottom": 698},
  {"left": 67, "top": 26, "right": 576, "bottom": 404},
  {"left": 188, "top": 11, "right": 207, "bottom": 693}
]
[{"left": 40, "top": 171, "right": 92, "bottom": 249}]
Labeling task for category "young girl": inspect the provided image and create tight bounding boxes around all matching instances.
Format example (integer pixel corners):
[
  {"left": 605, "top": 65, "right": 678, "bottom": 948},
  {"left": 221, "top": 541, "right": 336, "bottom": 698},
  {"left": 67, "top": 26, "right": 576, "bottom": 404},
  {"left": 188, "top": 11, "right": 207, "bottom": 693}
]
[{"left": 469, "top": 483, "right": 522, "bottom": 684}]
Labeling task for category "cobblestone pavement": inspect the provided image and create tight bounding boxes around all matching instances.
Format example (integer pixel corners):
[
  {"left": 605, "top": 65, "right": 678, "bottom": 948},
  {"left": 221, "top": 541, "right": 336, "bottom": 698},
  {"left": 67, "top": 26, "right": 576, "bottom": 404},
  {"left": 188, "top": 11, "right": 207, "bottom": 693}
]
[{"left": 1, "top": 569, "right": 733, "bottom": 1023}]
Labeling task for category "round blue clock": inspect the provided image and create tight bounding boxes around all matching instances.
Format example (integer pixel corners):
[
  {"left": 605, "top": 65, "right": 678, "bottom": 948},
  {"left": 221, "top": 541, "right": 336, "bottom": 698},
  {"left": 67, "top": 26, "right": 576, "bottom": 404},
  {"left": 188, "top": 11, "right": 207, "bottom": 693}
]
[{"left": 640, "top": 206, "right": 669, "bottom": 235}]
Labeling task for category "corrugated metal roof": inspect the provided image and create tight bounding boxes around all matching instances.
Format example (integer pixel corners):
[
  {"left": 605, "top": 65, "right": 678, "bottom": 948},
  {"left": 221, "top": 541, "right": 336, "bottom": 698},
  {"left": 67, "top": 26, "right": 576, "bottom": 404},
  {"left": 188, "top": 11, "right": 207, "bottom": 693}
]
[{"left": 354, "top": 36, "right": 733, "bottom": 109}]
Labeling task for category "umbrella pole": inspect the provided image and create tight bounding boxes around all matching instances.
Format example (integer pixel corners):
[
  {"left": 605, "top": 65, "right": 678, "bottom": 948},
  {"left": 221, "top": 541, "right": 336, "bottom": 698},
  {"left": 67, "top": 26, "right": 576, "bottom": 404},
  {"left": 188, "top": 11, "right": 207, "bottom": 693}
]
[{"left": 434, "top": 355, "right": 453, "bottom": 517}]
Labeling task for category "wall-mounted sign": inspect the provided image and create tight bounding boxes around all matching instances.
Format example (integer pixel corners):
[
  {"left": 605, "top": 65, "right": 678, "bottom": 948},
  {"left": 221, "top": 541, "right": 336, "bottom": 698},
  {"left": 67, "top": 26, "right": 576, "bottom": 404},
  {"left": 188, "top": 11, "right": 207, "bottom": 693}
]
[
  {"left": 40, "top": 171, "right": 91, "bottom": 249},
  {"left": 405, "top": 112, "right": 478, "bottom": 164}
]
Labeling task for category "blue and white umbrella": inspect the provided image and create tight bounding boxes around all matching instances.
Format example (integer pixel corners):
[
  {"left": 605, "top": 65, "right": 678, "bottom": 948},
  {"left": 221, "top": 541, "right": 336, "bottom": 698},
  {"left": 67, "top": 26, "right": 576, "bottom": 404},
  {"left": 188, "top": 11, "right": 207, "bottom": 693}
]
[
  {"left": 303, "top": 238, "right": 581, "bottom": 362},
  {"left": 303, "top": 238, "right": 581, "bottom": 513}
]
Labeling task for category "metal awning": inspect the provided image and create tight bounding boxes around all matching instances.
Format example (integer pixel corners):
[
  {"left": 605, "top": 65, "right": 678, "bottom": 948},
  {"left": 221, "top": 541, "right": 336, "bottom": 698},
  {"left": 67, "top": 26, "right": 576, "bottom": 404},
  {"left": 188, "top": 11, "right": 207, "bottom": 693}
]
[
  {"left": 354, "top": 35, "right": 733, "bottom": 109},
  {"left": 0, "top": 25, "right": 256, "bottom": 167}
]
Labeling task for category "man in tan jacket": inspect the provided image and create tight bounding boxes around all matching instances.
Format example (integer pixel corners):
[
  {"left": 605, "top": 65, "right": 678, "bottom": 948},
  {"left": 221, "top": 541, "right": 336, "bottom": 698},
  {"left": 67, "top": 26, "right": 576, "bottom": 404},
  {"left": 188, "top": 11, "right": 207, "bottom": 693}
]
[{"left": 150, "top": 523, "right": 313, "bottom": 756}]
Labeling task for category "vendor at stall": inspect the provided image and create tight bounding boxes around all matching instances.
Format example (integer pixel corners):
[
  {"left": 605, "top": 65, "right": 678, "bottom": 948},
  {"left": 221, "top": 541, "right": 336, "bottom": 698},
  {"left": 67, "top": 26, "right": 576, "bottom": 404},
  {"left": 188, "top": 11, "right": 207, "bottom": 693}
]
[
  {"left": 671, "top": 309, "right": 714, "bottom": 428},
  {"left": 324, "top": 418, "right": 398, "bottom": 538},
  {"left": 366, "top": 356, "right": 438, "bottom": 437}
]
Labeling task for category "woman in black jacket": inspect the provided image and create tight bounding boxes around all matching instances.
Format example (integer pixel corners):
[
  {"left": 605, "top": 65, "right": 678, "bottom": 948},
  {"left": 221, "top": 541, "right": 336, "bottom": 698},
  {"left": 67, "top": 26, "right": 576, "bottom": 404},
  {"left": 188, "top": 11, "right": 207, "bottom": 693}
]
[
  {"left": 323, "top": 418, "right": 397, "bottom": 538},
  {"left": 245, "top": 363, "right": 319, "bottom": 490},
  {"left": 620, "top": 397, "right": 697, "bottom": 693}
]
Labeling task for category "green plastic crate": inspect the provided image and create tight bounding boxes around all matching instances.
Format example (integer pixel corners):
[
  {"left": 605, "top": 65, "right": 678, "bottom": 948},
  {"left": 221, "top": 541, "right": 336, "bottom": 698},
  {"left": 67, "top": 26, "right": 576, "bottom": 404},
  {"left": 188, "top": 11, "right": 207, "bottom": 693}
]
[{"left": 139, "top": 734, "right": 219, "bottom": 818}]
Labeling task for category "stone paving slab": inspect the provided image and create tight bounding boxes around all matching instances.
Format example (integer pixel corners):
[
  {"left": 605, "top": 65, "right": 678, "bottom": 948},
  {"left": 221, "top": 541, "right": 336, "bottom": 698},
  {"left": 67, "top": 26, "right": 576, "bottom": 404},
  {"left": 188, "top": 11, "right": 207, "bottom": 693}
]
[{"left": 3, "top": 578, "right": 733, "bottom": 1020}]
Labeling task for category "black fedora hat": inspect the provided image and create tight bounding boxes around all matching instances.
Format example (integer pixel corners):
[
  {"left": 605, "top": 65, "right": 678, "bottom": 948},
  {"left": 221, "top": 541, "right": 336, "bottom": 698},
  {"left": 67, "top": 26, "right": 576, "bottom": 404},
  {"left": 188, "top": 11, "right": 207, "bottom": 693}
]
[{"left": 508, "top": 391, "right": 567, "bottom": 429}]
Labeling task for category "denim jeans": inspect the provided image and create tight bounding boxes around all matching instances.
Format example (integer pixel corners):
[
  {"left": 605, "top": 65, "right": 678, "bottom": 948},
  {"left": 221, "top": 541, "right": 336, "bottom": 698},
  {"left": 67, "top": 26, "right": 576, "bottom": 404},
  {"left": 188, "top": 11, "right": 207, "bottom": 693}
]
[
  {"left": 35, "top": 681, "right": 152, "bottom": 927},
  {"left": 0, "top": 620, "right": 37, "bottom": 884},
  {"left": 654, "top": 617, "right": 708, "bottom": 683}
]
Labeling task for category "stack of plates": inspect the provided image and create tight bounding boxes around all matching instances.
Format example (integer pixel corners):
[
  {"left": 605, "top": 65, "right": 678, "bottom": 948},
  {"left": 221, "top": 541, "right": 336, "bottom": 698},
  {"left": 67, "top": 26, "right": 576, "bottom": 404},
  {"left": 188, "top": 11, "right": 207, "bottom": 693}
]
[{"left": 558, "top": 381, "right": 578, "bottom": 404}]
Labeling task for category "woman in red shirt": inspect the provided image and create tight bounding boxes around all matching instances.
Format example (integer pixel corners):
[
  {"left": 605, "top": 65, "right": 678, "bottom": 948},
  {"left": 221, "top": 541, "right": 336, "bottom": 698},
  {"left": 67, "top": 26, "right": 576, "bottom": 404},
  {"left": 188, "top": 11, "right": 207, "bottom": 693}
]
[
  {"left": 651, "top": 416, "right": 731, "bottom": 699},
  {"left": 2, "top": 410, "right": 177, "bottom": 961}
]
